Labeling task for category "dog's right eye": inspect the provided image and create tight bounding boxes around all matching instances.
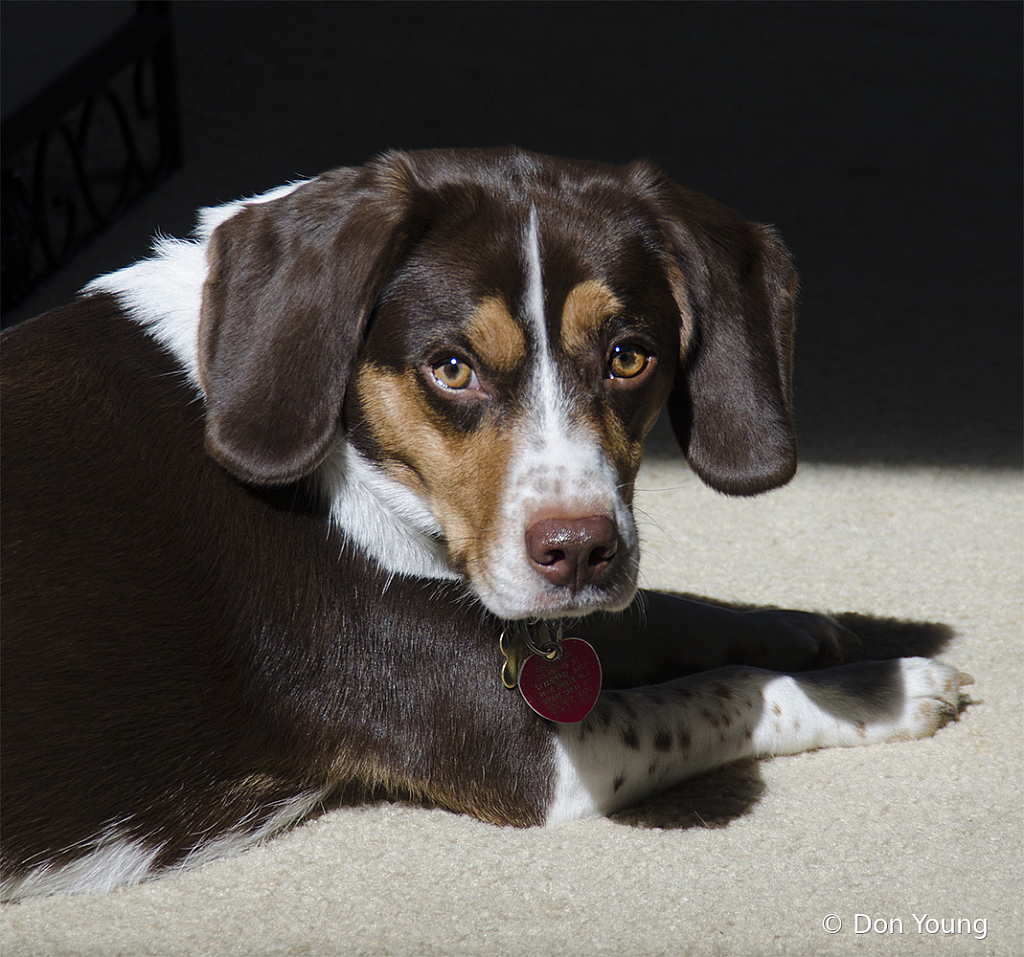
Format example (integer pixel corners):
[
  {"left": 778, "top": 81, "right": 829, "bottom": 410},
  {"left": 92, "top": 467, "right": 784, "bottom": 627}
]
[{"left": 431, "top": 357, "right": 478, "bottom": 391}]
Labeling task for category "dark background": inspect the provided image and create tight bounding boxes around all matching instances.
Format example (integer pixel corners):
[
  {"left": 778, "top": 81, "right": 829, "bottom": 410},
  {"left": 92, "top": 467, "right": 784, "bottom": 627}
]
[{"left": 4, "top": 1, "right": 1021, "bottom": 468}]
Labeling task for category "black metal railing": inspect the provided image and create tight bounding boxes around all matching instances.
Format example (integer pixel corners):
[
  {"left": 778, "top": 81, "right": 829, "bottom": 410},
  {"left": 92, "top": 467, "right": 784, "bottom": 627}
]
[{"left": 1, "top": 1, "right": 181, "bottom": 319}]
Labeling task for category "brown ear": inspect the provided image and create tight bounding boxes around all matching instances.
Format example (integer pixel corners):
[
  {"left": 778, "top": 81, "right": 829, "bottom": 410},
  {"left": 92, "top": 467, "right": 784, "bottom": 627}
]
[
  {"left": 198, "top": 157, "right": 421, "bottom": 486},
  {"left": 641, "top": 173, "right": 798, "bottom": 496}
]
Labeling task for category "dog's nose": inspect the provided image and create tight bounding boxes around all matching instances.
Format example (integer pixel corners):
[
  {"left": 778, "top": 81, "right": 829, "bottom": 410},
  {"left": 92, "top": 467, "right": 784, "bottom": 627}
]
[{"left": 525, "top": 515, "right": 619, "bottom": 591}]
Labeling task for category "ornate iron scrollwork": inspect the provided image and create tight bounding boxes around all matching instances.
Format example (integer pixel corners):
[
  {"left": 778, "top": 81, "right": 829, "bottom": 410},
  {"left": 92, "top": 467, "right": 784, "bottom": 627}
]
[{"left": 1, "top": 2, "right": 181, "bottom": 319}]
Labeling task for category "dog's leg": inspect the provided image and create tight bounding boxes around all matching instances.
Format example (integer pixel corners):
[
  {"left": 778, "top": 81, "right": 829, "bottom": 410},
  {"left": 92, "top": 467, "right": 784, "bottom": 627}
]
[
  {"left": 546, "top": 657, "right": 971, "bottom": 823},
  {"left": 581, "top": 590, "right": 860, "bottom": 686}
]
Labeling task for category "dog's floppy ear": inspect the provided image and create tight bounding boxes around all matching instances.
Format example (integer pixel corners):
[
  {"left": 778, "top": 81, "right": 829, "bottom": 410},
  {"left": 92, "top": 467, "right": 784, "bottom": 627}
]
[
  {"left": 198, "top": 156, "right": 421, "bottom": 486},
  {"left": 639, "top": 169, "right": 797, "bottom": 496}
]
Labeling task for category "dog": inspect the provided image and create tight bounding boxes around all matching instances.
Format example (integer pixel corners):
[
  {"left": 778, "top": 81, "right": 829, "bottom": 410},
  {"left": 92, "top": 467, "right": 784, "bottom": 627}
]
[{"left": 0, "top": 148, "right": 970, "bottom": 900}]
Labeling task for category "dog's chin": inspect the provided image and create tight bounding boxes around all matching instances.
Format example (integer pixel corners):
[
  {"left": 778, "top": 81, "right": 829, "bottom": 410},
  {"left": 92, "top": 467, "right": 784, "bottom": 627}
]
[{"left": 472, "top": 577, "right": 639, "bottom": 623}]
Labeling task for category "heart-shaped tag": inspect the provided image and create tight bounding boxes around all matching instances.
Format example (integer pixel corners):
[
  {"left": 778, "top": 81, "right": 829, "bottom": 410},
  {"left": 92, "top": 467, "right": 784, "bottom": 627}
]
[{"left": 518, "top": 637, "right": 602, "bottom": 724}]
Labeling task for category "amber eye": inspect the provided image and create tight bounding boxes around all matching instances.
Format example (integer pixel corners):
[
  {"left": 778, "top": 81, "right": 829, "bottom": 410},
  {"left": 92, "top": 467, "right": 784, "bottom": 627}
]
[
  {"left": 608, "top": 344, "right": 649, "bottom": 379},
  {"left": 432, "top": 357, "right": 476, "bottom": 390}
]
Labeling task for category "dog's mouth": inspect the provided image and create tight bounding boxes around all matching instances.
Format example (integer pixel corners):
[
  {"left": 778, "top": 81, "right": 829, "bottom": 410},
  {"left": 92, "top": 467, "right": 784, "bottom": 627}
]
[{"left": 477, "top": 577, "right": 638, "bottom": 623}]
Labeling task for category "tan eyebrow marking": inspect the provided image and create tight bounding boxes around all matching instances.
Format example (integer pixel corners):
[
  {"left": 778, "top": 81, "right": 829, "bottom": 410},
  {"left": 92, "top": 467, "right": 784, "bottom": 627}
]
[
  {"left": 464, "top": 296, "right": 526, "bottom": 374},
  {"left": 560, "top": 280, "right": 624, "bottom": 356}
]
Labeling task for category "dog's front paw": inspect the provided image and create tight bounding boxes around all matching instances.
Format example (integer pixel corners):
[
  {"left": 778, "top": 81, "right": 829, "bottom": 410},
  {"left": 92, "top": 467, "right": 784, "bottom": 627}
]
[
  {"left": 888, "top": 657, "right": 974, "bottom": 741},
  {"left": 736, "top": 608, "right": 861, "bottom": 670}
]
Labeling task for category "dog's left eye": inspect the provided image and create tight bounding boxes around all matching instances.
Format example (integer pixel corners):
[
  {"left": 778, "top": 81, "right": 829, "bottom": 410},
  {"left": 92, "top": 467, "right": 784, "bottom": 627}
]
[
  {"left": 431, "top": 357, "right": 479, "bottom": 391},
  {"left": 607, "top": 344, "right": 650, "bottom": 379}
]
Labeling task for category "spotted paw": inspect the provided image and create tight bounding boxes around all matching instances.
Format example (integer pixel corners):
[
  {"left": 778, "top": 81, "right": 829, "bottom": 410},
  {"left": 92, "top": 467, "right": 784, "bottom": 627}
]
[{"left": 889, "top": 657, "right": 974, "bottom": 741}]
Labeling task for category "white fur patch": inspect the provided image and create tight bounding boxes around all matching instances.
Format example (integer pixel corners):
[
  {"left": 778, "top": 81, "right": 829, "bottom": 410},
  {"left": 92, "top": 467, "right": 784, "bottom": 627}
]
[
  {"left": 316, "top": 442, "right": 460, "bottom": 583},
  {"left": 1, "top": 786, "right": 332, "bottom": 902},
  {"left": 175, "top": 785, "right": 332, "bottom": 874},
  {"left": 1, "top": 829, "right": 160, "bottom": 902}
]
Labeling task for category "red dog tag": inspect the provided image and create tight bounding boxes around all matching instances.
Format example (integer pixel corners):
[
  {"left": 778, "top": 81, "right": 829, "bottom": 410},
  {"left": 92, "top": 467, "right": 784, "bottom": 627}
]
[{"left": 518, "top": 638, "right": 602, "bottom": 724}]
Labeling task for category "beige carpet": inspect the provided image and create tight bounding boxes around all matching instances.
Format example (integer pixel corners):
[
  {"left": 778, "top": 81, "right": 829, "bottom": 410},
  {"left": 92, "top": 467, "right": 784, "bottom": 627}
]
[{"left": 3, "top": 422, "right": 1021, "bottom": 955}]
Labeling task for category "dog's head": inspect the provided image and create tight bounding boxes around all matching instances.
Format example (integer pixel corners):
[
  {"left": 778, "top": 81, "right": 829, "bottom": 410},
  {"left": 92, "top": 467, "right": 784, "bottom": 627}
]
[{"left": 196, "top": 148, "right": 796, "bottom": 619}]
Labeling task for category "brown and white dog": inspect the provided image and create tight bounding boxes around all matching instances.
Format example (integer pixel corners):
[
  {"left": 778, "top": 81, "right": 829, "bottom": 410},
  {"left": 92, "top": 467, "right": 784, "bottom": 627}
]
[{"left": 0, "top": 148, "right": 970, "bottom": 900}]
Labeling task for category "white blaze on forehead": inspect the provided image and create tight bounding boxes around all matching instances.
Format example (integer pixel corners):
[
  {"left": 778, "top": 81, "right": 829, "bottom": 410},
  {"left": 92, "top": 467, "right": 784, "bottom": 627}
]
[
  {"left": 524, "top": 207, "right": 548, "bottom": 358},
  {"left": 523, "top": 207, "right": 570, "bottom": 445}
]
